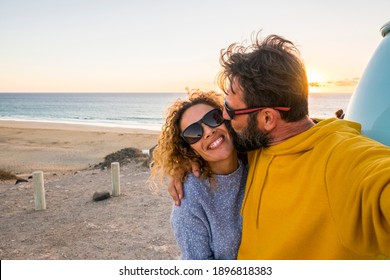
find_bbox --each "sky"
[1,0,389,94]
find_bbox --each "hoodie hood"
[263,118,362,157]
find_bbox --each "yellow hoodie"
[238,118,390,259]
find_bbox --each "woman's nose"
[202,123,215,139]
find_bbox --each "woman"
[151,90,247,260]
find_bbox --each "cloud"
[309,82,322,87]
[309,77,360,88]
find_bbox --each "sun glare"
[307,69,323,84]
[307,69,325,93]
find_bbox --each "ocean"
[0,92,352,131]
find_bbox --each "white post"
[111,162,120,196]
[33,171,46,210]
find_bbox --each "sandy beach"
[0,120,180,259]
[0,120,160,174]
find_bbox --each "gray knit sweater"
[171,161,247,260]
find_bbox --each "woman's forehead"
[180,104,214,127]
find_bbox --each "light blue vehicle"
[345,21,390,146]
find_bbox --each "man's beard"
[226,115,272,153]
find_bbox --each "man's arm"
[167,163,201,206]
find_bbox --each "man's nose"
[222,107,232,120]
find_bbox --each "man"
[170,33,390,259]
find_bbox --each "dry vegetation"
[0,169,19,181]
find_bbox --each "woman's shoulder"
[172,174,210,215]
[183,174,210,195]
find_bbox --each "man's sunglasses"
[224,101,291,120]
[181,108,225,145]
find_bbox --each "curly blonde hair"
[150,90,225,186]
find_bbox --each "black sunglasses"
[224,101,291,119]
[181,108,225,145]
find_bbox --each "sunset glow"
[307,69,324,93]
[0,1,388,94]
